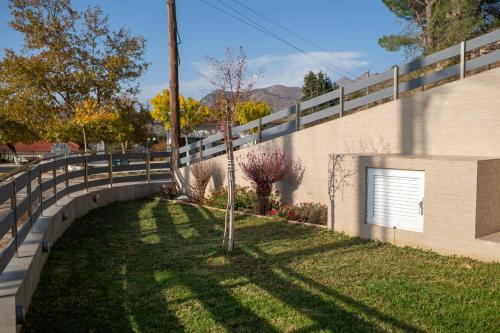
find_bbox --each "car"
[112,158,129,167]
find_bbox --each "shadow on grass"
[23,199,424,332]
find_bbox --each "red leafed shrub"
[239,150,292,214]
[279,203,328,225]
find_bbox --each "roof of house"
[13,141,80,153]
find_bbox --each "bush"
[205,186,281,214]
[156,185,179,200]
[238,150,292,214]
[190,160,216,203]
[279,203,328,225]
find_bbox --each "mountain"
[201,85,302,112]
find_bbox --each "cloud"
[139,50,369,101]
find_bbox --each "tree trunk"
[6,143,19,164]
[424,0,437,53]
[82,127,88,153]
[222,121,235,252]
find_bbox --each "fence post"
[64,155,69,196]
[52,161,57,204]
[11,178,18,253]
[84,154,89,192]
[257,118,262,143]
[146,150,151,183]
[27,168,33,227]
[339,86,344,117]
[393,65,399,100]
[199,139,204,160]
[460,41,466,79]
[108,152,113,188]
[295,103,301,131]
[38,166,43,216]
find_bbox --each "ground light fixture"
[16,304,24,324]
[42,240,50,253]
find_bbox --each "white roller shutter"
[366,168,424,232]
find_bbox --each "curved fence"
[0,150,172,273]
[178,29,500,166]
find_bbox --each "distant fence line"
[0,150,172,274]
[178,29,500,166]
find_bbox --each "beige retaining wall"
[178,67,500,261]
[0,181,169,333]
[179,68,500,205]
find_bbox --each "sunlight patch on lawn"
[229,280,315,331]
[205,255,231,267]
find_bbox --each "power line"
[198,0,357,79]
[229,0,367,76]
[214,0,356,79]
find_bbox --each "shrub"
[190,160,216,203]
[206,186,257,212]
[279,202,328,225]
[239,150,292,214]
[156,184,179,200]
[206,186,281,214]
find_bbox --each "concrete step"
[478,231,500,244]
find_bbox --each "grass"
[23,199,500,333]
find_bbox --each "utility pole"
[168,0,181,166]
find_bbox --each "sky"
[0,0,405,103]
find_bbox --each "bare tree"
[204,47,258,251]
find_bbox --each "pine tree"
[379,0,499,57]
[302,71,338,101]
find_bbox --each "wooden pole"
[168,0,181,167]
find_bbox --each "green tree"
[110,97,153,153]
[0,0,148,152]
[379,0,499,56]
[302,71,338,101]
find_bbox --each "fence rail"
[178,29,500,165]
[0,150,172,274]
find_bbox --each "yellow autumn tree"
[235,100,270,132]
[150,89,209,146]
[74,98,118,152]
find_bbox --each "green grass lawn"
[23,199,500,333]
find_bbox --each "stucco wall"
[179,68,500,206]
[329,154,500,262]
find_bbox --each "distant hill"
[200,74,370,112]
[201,85,302,112]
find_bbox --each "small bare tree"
[204,47,258,251]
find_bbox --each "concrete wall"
[179,68,500,206]
[0,181,168,333]
[329,154,500,262]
